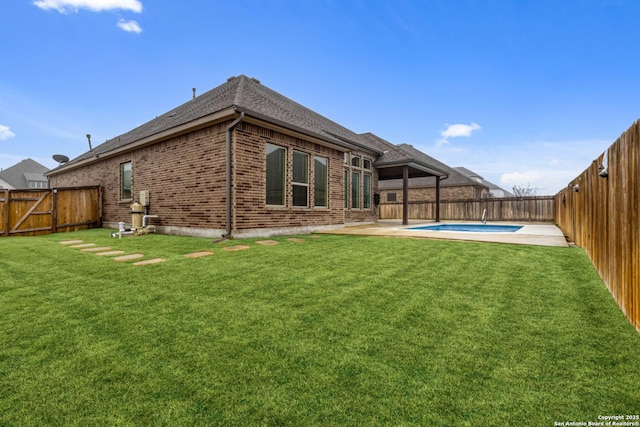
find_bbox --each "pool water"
[409,224,523,233]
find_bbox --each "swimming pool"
[409,223,523,233]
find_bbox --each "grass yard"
[1,229,639,426]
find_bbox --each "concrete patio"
[314,220,569,247]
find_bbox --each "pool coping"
[314,220,569,247]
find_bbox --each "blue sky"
[1,0,639,195]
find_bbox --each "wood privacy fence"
[555,119,640,333]
[0,186,102,237]
[379,196,555,222]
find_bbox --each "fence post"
[51,188,57,233]
[2,190,9,237]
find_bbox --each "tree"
[512,182,539,197]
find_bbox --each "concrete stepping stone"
[114,253,145,262]
[81,247,112,252]
[287,238,305,243]
[70,243,96,248]
[256,240,278,246]
[95,250,126,256]
[223,245,250,252]
[133,258,166,266]
[185,251,213,258]
[60,240,83,245]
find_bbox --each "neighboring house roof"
[47,75,446,179]
[378,144,488,190]
[453,167,514,197]
[0,158,49,189]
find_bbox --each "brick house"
[47,75,446,237]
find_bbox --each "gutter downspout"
[224,111,245,239]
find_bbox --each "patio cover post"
[402,165,409,225]
[435,175,441,222]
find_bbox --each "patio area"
[315,220,569,247]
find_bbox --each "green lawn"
[1,229,638,426]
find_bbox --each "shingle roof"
[52,75,372,172]
[360,134,448,177]
[377,144,488,190]
[0,158,49,189]
[48,75,446,177]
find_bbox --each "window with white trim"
[351,171,360,208]
[363,174,371,209]
[314,156,328,207]
[121,161,132,200]
[292,151,309,207]
[266,144,285,206]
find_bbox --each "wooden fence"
[555,119,640,334]
[379,196,556,222]
[0,186,102,237]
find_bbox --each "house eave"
[376,161,448,179]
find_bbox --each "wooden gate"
[0,186,102,237]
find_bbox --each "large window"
[266,144,285,205]
[351,171,360,208]
[121,162,132,200]
[363,174,371,209]
[314,156,328,207]
[344,169,349,208]
[292,151,309,207]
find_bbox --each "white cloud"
[33,0,142,14]
[436,122,481,146]
[0,125,16,141]
[424,137,611,196]
[117,18,142,33]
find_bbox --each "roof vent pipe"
[192,88,196,99]
[86,134,93,152]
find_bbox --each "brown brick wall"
[49,123,227,231]
[231,122,347,230]
[49,119,375,235]
[379,185,484,203]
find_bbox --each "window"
[351,171,360,208]
[314,156,328,207]
[121,162,132,200]
[266,144,285,205]
[344,169,349,208]
[292,151,309,207]
[387,193,397,202]
[363,174,371,209]
[351,156,361,167]
[363,158,371,170]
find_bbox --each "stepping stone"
[133,258,166,266]
[114,253,145,262]
[223,245,250,252]
[70,243,96,248]
[95,250,126,256]
[60,240,83,245]
[287,238,305,243]
[255,240,278,246]
[185,251,213,258]
[309,235,321,239]
[81,247,112,252]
